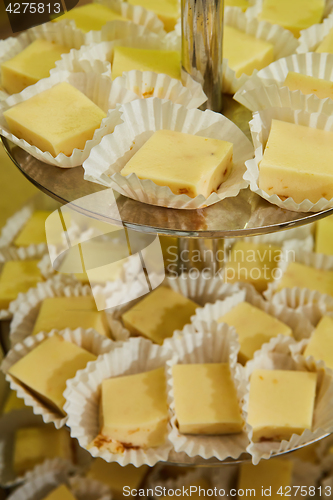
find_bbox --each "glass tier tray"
[2,96,333,238]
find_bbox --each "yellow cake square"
[127,0,179,32]
[224,241,281,293]
[87,459,149,499]
[277,261,333,297]
[43,485,76,500]
[14,210,52,246]
[284,72,333,101]
[247,369,317,442]
[172,363,243,434]
[4,82,106,157]
[224,26,274,78]
[304,316,333,369]
[121,130,233,199]
[1,39,70,95]
[259,119,333,204]
[316,27,333,53]
[218,302,292,364]
[54,3,126,32]
[8,334,97,415]
[13,425,72,476]
[112,47,181,80]
[0,260,43,309]
[95,367,169,450]
[121,285,198,344]
[315,215,333,255]
[238,459,293,500]
[32,296,110,337]
[258,0,325,37]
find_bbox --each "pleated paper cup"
[0,204,33,248]
[244,335,333,465]
[164,327,249,461]
[1,328,117,429]
[0,244,49,320]
[68,476,112,500]
[94,0,166,37]
[234,83,333,114]
[83,98,253,209]
[58,34,181,80]
[223,7,298,95]
[269,289,333,327]
[64,337,173,467]
[8,280,92,346]
[191,286,314,345]
[86,19,157,44]
[7,473,112,500]
[0,20,86,101]
[0,409,74,487]
[244,106,333,212]
[264,248,333,303]
[298,11,333,53]
[107,273,244,342]
[0,71,126,168]
[112,70,207,109]
[234,52,333,109]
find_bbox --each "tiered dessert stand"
[1,0,333,467]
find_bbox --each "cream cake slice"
[1,39,70,95]
[3,82,106,157]
[224,26,274,78]
[259,119,333,204]
[247,369,317,442]
[94,367,169,451]
[283,72,333,100]
[112,46,181,80]
[172,363,243,434]
[121,130,233,198]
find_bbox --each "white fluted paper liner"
[112,71,207,109]
[244,106,333,212]
[264,247,333,302]
[163,18,181,53]
[234,82,333,115]
[223,7,298,95]
[243,335,333,464]
[68,476,112,500]
[1,328,117,429]
[0,71,126,168]
[191,286,314,343]
[7,471,68,500]
[7,473,112,500]
[0,409,79,487]
[0,244,49,320]
[0,204,33,248]
[8,280,93,346]
[298,12,333,53]
[63,337,173,467]
[95,0,166,36]
[86,19,156,44]
[83,98,253,209]
[164,327,249,460]
[269,289,333,329]
[107,273,244,342]
[234,52,333,107]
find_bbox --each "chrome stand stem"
[181,0,224,112]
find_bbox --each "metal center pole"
[181,0,224,112]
